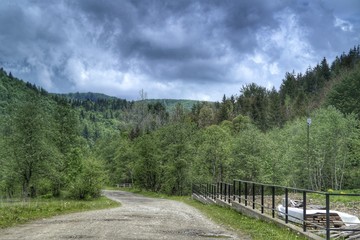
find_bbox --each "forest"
[0,45,360,199]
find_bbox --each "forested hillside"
[1,45,360,199]
[0,69,105,199]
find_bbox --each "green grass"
[0,196,120,229]
[116,188,306,240]
[182,199,306,240]
[327,189,360,203]
[304,189,360,205]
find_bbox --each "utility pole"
[307,118,311,189]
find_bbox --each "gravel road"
[0,190,248,240]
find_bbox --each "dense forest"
[1,45,360,199]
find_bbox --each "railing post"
[303,191,307,232]
[213,184,216,200]
[228,184,231,203]
[211,184,214,200]
[233,180,236,201]
[285,188,289,224]
[261,185,264,214]
[209,184,211,199]
[220,183,222,200]
[221,183,223,201]
[244,182,248,206]
[272,186,275,218]
[224,183,227,202]
[207,183,209,198]
[252,183,256,209]
[239,181,242,203]
[326,194,330,240]
[222,182,224,200]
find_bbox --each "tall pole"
[307,118,311,189]
[307,118,310,158]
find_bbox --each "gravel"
[0,190,248,240]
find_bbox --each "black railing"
[193,180,360,240]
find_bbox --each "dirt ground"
[0,190,248,240]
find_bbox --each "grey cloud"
[0,0,359,100]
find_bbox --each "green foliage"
[144,99,200,112]
[232,115,252,133]
[326,62,360,117]
[232,125,266,182]
[0,72,107,199]
[155,123,196,195]
[1,44,360,202]
[94,134,134,185]
[68,158,107,200]
[133,134,162,191]
[238,83,270,131]
[9,94,54,198]
[270,107,359,190]
[194,125,232,182]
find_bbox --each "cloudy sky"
[0,0,359,101]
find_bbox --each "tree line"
[94,45,360,194]
[1,45,360,199]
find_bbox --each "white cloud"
[252,8,317,88]
[38,67,54,90]
[269,62,280,75]
[334,17,354,32]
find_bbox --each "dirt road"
[0,190,247,239]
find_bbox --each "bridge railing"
[193,180,360,240]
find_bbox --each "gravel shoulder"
[0,190,248,240]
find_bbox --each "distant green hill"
[56,92,202,112]
[56,92,121,102]
[144,99,201,112]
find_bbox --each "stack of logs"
[306,212,344,229]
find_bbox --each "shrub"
[68,158,107,200]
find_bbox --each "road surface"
[0,190,248,239]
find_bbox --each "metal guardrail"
[193,180,360,240]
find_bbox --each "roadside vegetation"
[0,196,119,229]
[185,200,306,240]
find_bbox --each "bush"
[68,158,107,200]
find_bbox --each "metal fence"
[193,180,360,240]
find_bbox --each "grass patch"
[117,188,306,240]
[182,198,306,240]
[0,196,120,229]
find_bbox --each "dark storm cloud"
[287,1,359,56]
[0,0,359,100]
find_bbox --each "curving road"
[0,190,248,240]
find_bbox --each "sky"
[0,0,359,101]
